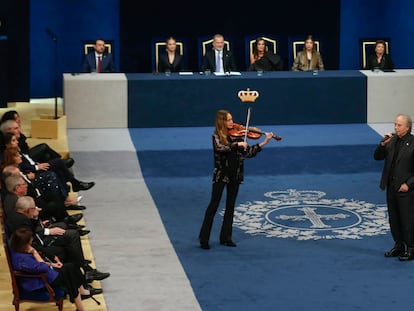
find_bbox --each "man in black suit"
[374,114,414,261]
[201,34,237,73]
[82,38,115,73]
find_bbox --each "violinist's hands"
[259,132,273,147]
[238,141,248,150]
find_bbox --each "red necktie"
[97,56,102,73]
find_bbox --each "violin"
[229,123,282,141]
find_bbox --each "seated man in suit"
[201,34,237,73]
[82,38,115,73]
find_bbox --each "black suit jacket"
[365,53,394,70]
[82,52,115,73]
[158,52,183,73]
[374,134,414,190]
[201,48,237,72]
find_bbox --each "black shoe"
[64,213,83,224]
[200,241,210,250]
[81,284,103,300]
[384,245,405,257]
[78,229,90,236]
[85,269,111,282]
[220,240,237,247]
[66,205,87,211]
[64,158,75,168]
[399,251,414,261]
[66,223,85,230]
[73,181,95,192]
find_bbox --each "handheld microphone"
[381,133,394,142]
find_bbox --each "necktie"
[216,51,222,72]
[97,56,102,73]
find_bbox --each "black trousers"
[51,262,83,303]
[199,180,240,243]
[386,182,414,249]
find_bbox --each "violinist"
[198,109,274,250]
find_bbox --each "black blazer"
[158,52,183,73]
[248,53,283,71]
[201,48,237,72]
[365,53,394,70]
[82,52,115,73]
[374,134,414,190]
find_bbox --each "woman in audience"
[291,34,324,71]
[157,36,184,73]
[0,110,71,165]
[365,39,394,70]
[248,37,283,71]
[0,120,94,192]
[9,227,92,311]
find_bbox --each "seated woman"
[291,35,324,71]
[9,227,95,311]
[364,39,394,71]
[157,36,184,73]
[0,124,94,192]
[248,37,283,71]
[0,110,73,166]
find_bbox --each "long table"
[126,71,367,127]
[63,70,414,129]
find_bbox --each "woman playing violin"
[198,109,274,250]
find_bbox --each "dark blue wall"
[29,0,119,98]
[5,0,413,99]
[339,0,414,69]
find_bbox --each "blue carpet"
[129,124,414,311]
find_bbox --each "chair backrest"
[2,237,65,311]
[245,35,279,69]
[360,38,391,69]
[151,38,184,73]
[198,35,232,70]
[83,41,113,55]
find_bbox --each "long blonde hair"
[214,109,230,145]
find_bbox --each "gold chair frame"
[249,37,277,55]
[202,39,230,55]
[293,40,320,60]
[154,41,184,72]
[83,43,112,55]
[361,40,390,69]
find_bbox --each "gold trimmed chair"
[292,40,320,60]
[153,40,184,73]
[360,39,390,69]
[83,42,112,55]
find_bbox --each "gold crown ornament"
[238,88,259,103]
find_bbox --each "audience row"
[0,110,108,310]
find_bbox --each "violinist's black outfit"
[199,133,262,247]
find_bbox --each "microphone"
[381,133,394,142]
[45,28,57,41]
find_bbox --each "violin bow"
[243,106,252,143]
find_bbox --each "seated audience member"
[291,35,324,71]
[6,195,110,284]
[364,39,394,70]
[0,121,95,192]
[9,227,93,311]
[2,173,85,234]
[0,110,73,165]
[248,37,283,71]
[157,36,184,73]
[201,34,237,73]
[82,38,115,73]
